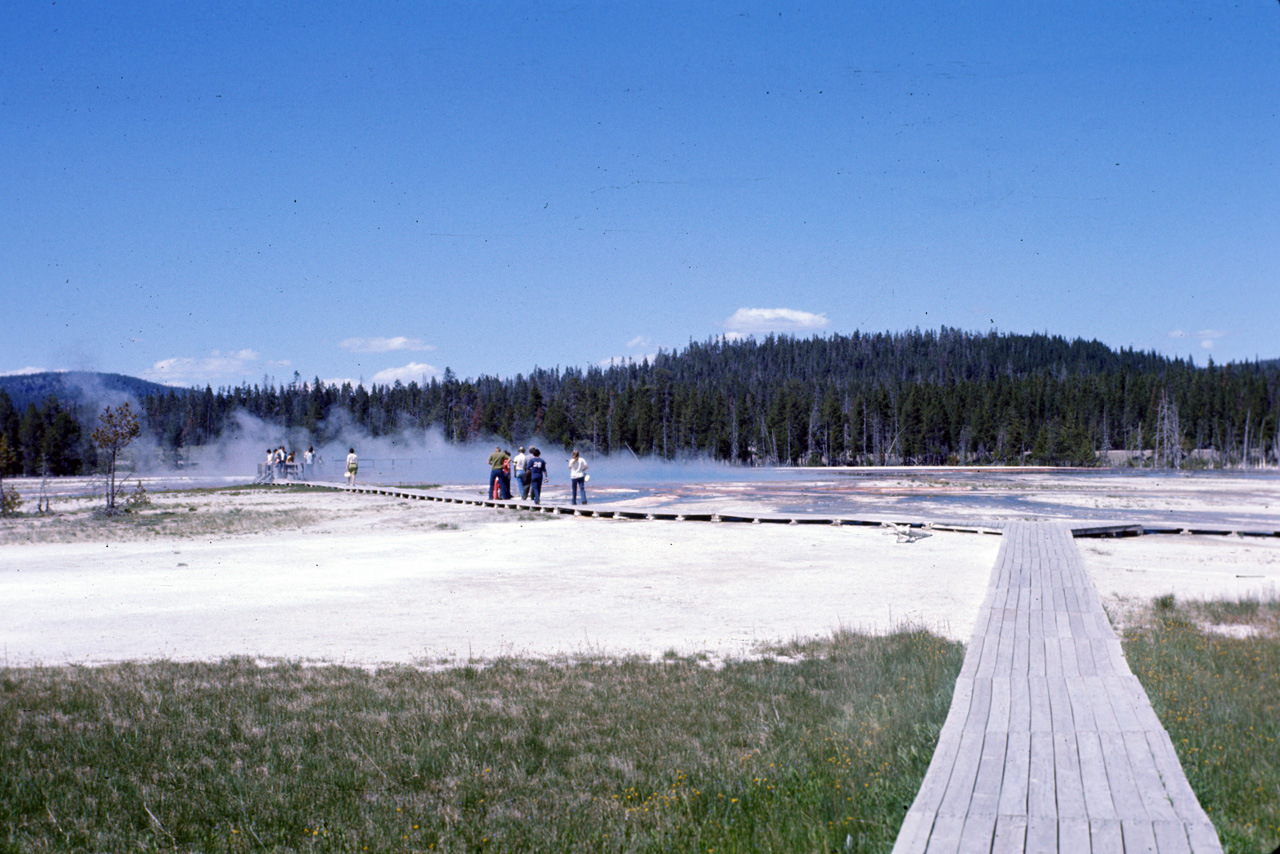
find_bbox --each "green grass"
[0,629,961,853]
[1123,596,1280,853]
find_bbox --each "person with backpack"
[526,448,549,504]
[487,446,507,499]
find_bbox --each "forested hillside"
[3,329,1278,475]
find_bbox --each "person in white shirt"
[345,448,358,486]
[512,446,529,499]
[568,449,589,505]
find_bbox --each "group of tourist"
[262,445,321,482]
[486,446,588,505]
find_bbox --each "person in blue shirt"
[526,448,549,504]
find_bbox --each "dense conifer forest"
[3,329,1279,476]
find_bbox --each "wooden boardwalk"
[893,522,1222,854]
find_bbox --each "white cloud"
[369,362,440,385]
[723,307,829,335]
[1194,329,1230,350]
[142,349,262,386]
[1,366,48,376]
[1168,329,1188,339]
[339,336,435,353]
[626,335,651,349]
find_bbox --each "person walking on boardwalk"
[568,449,589,505]
[345,447,358,486]
[512,446,530,499]
[527,448,549,504]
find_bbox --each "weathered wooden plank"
[1121,819,1159,854]
[990,815,1027,854]
[937,728,986,818]
[987,678,1012,734]
[968,731,1008,816]
[998,729,1031,816]
[1053,732,1088,819]
[1090,817,1125,853]
[964,677,994,734]
[1029,676,1053,733]
[1064,676,1100,733]
[1123,730,1179,821]
[1151,821,1192,854]
[1027,731,1057,817]
[1098,731,1148,820]
[1025,815,1058,852]
[923,813,966,854]
[1186,820,1224,854]
[892,809,935,854]
[1047,676,1076,733]
[1144,730,1211,822]
[955,812,997,854]
[1060,817,1091,854]
[1075,730,1118,820]
[1008,675,1031,733]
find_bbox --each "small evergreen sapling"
[92,403,141,512]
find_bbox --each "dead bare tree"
[1153,390,1183,469]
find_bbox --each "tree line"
[3,329,1278,475]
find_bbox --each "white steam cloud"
[370,362,441,385]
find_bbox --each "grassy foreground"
[0,630,960,853]
[1123,595,1280,854]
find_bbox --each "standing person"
[274,446,286,480]
[568,449,589,505]
[499,451,513,500]
[527,448,549,504]
[345,447,358,486]
[263,448,275,482]
[487,446,506,499]
[303,445,315,473]
[511,446,529,499]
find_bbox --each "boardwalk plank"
[1121,820,1159,854]
[997,730,1031,817]
[1027,731,1057,817]
[1075,730,1118,820]
[990,815,1027,854]
[1151,821,1193,854]
[987,677,1012,734]
[955,813,997,854]
[1090,818,1125,853]
[969,731,1008,816]
[1053,732,1088,819]
[1060,818,1090,853]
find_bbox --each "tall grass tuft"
[0,630,960,852]
[1124,596,1280,853]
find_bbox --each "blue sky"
[3,2,1277,389]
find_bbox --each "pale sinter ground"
[1,473,1278,668]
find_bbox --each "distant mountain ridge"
[0,371,184,412]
